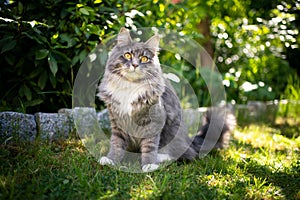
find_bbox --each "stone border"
[0,108,110,144]
[0,100,290,144]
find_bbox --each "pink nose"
[132,64,138,68]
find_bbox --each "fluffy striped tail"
[191,106,236,154]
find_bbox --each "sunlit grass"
[0,122,299,199]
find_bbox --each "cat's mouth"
[128,65,139,72]
[122,65,144,81]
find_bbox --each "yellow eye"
[140,56,148,63]
[124,52,132,60]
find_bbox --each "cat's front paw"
[142,164,159,172]
[99,156,115,166]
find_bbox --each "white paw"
[157,153,174,163]
[99,156,115,166]
[142,164,159,172]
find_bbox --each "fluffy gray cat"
[98,28,236,172]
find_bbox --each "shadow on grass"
[239,157,300,199]
[198,136,300,200]
[273,123,300,138]
[238,116,300,139]
[229,137,300,199]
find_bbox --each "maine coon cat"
[98,28,236,172]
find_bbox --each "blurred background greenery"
[0,0,299,117]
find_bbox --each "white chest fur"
[106,77,149,115]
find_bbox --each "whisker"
[144,71,162,85]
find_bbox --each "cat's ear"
[117,27,132,45]
[145,35,160,51]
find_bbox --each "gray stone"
[0,112,37,143]
[35,113,71,142]
[235,104,250,124]
[265,101,279,124]
[235,101,279,125]
[58,108,76,137]
[97,109,111,135]
[58,108,73,115]
[72,107,99,137]
[59,107,112,136]
[72,107,109,145]
[247,101,267,119]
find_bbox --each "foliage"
[210,0,300,103]
[0,124,299,199]
[0,0,299,112]
[0,0,119,113]
[278,74,300,119]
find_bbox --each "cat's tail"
[191,105,236,155]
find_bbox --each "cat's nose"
[132,63,138,68]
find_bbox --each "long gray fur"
[98,28,236,172]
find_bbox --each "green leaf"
[56,34,78,48]
[72,55,80,66]
[4,54,15,66]
[22,32,44,45]
[74,26,81,36]
[27,68,43,79]
[18,2,24,14]
[60,33,72,42]
[48,54,58,76]
[15,58,25,69]
[18,86,25,97]
[22,31,49,46]
[79,8,89,15]
[86,24,101,35]
[38,71,48,90]
[0,35,14,46]
[1,39,16,53]
[49,73,57,88]
[51,50,72,63]
[23,85,32,101]
[35,49,49,60]
[24,99,44,107]
[79,49,88,63]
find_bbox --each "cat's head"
[106,28,161,82]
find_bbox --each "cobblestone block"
[97,109,111,135]
[35,113,71,142]
[0,112,37,143]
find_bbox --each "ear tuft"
[145,35,160,51]
[117,27,132,45]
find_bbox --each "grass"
[0,121,299,200]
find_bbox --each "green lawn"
[0,120,299,200]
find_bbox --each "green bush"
[0,0,119,113]
[0,0,299,113]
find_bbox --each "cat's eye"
[140,56,149,63]
[124,52,132,60]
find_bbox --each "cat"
[97,27,236,172]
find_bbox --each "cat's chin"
[123,71,145,82]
